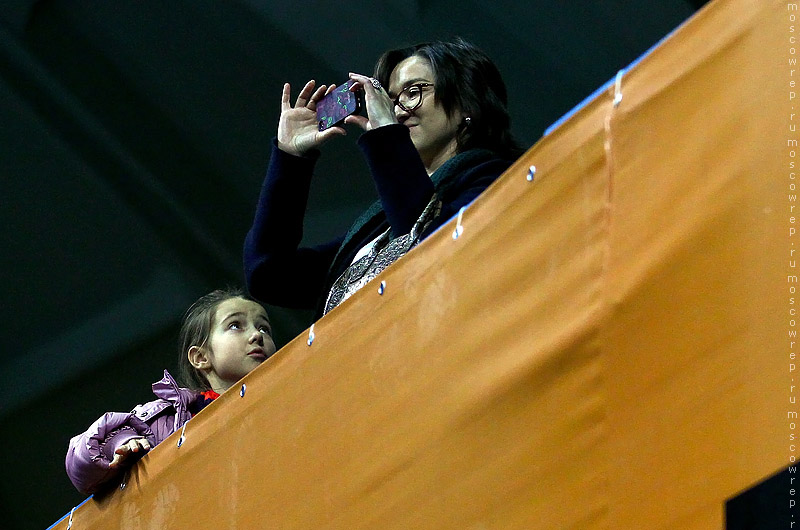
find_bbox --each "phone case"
[316,80,362,131]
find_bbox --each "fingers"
[291,80,333,111]
[318,125,348,140]
[349,72,382,94]
[307,83,329,111]
[344,114,370,131]
[280,83,291,112]
[109,452,123,469]
[349,72,397,129]
[295,80,317,108]
[348,72,367,92]
[113,438,150,457]
[109,437,151,469]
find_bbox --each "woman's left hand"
[344,72,398,131]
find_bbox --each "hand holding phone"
[344,72,398,131]
[316,80,363,131]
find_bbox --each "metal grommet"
[452,206,466,240]
[613,69,624,108]
[307,324,315,346]
[120,479,127,491]
[378,281,386,295]
[527,165,536,182]
[239,383,246,397]
[177,423,187,448]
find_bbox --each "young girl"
[65,288,276,495]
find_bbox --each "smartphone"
[316,80,363,131]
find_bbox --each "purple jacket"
[65,370,200,495]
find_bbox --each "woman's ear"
[188,346,211,371]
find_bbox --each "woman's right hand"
[277,80,346,157]
[108,436,151,469]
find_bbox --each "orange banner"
[51,0,787,527]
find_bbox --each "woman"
[244,38,522,319]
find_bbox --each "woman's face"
[388,55,461,172]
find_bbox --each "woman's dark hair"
[177,288,259,391]
[374,37,522,159]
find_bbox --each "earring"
[464,116,472,126]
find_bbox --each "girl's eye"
[228,321,241,330]
[259,325,272,335]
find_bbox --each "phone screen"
[316,80,361,131]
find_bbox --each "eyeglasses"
[392,83,434,112]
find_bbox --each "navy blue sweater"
[243,124,512,319]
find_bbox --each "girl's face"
[388,55,461,173]
[202,297,275,392]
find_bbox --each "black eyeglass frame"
[392,82,434,112]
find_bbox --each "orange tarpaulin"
[51,0,788,527]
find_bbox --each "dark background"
[0,1,707,528]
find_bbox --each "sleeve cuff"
[99,426,142,463]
